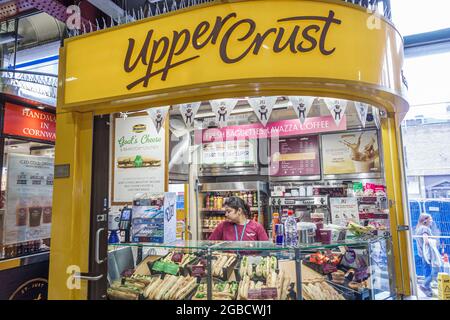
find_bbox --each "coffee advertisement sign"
[270,135,320,177]
[3,154,53,245]
[321,130,380,175]
[113,115,165,203]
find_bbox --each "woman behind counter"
[208,196,269,241]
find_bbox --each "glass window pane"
[401,49,450,299]
[391,0,450,36]
[403,51,450,106]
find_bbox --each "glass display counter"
[107,237,395,300]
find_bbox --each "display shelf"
[355,195,387,198]
[108,240,216,251]
[300,236,391,251]
[359,213,389,219]
[108,236,390,252]
[201,207,259,212]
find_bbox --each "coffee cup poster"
[321,131,380,175]
[4,154,54,245]
[113,114,165,203]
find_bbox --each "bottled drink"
[243,192,248,204]
[205,194,210,209]
[275,224,284,245]
[217,194,223,209]
[213,193,218,209]
[248,192,253,207]
[209,193,214,209]
[284,211,298,247]
[271,212,280,242]
[253,191,258,207]
[443,254,450,275]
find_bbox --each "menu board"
[330,197,360,226]
[201,139,257,166]
[321,130,380,176]
[113,115,165,203]
[270,135,320,177]
[3,154,54,245]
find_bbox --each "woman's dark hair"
[224,196,251,218]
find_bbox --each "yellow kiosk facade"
[49,0,411,300]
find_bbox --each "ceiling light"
[38,106,45,110]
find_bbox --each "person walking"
[415,213,442,297]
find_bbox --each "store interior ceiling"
[3,139,54,158]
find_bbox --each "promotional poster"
[113,115,165,203]
[4,154,53,245]
[321,131,380,176]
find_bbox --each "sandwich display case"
[106,236,395,300]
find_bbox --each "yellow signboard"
[438,272,450,300]
[61,0,406,108]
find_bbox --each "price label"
[354,267,369,281]
[152,261,164,272]
[247,289,262,300]
[261,287,278,299]
[164,262,180,275]
[191,265,206,278]
[322,263,338,274]
[172,253,183,263]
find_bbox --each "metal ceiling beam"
[87,0,134,23]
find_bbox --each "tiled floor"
[415,280,439,300]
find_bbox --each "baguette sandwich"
[117,156,161,168]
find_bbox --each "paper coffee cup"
[353,160,374,172]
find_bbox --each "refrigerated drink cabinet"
[197,182,269,239]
